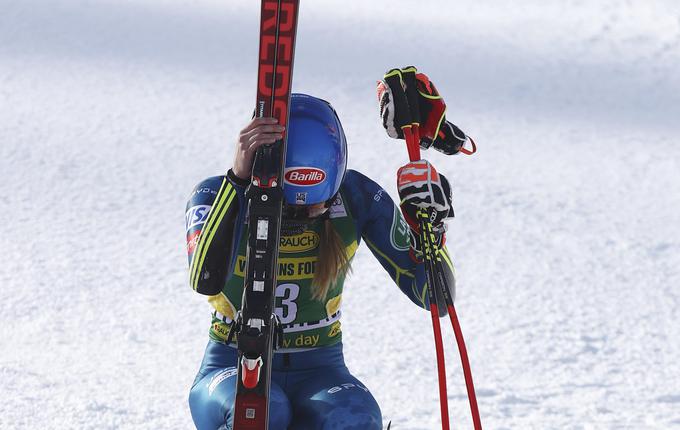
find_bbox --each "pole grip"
[402,67,422,161]
[384,68,421,161]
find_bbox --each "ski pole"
[447,299,482,430]
[401,67,483,430]
[385,67,450,430]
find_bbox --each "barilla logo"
[284,167,326,186]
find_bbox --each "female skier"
[186,89,468,429]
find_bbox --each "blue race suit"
[185,169,456,429]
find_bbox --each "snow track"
[2,1,679,428]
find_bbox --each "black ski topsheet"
[233,1,299,429]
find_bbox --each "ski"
[232,1,300,429]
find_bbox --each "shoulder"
[190,175,226,192]
[185,176,226,231]
[186,175,226,216]
[340,169,397,225]
[340,169,386,206]
[186,175,226,208]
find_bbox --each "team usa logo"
[185,205,211,231]
[284,167,326,186]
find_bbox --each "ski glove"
[397,160,454,259]
[377,67,475,155]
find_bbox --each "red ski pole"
[384,68,451,430]
[401,67,483,430]
[448,303,483,430]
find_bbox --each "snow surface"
[2,0,680,428]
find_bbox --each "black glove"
[377,67,474,155]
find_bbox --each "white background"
[2,0,679,428]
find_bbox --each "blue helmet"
[283,94,347,206]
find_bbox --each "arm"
[186,117,285,295]
[185,172,247,295]
[345,170,456,311]
[372,67,467,311]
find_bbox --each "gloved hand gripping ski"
[397,160,453,261]
[377,69,475,155]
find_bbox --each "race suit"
[185,168,455,429]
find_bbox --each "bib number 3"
[275,283,300,324]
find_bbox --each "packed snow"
[2,0,679,428]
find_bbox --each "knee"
[268,388,293,428]
[188,383,210,429]
[323,408,382,430]
[188,368,237,430]
[188,381,221,430]
[269,405,292,429]
[189,370,291,430]
[187,382,207,415]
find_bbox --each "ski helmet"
[283,94,347,206]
